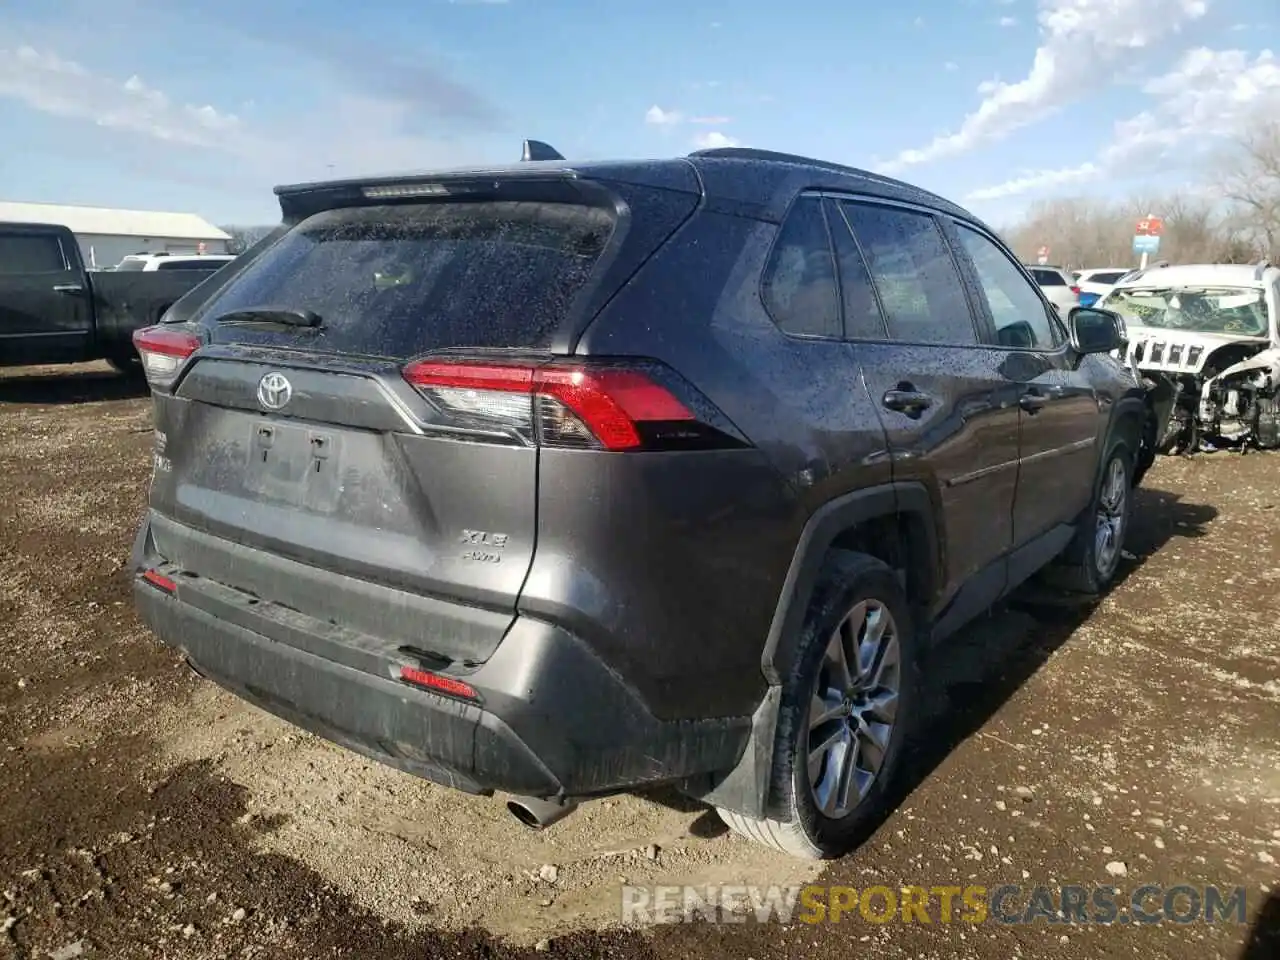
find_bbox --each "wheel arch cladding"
[693,484,939,820]
[761,483,939,686]
[1108,396,1146,470]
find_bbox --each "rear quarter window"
[197,200,616,357]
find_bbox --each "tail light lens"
[402,359,740,451]
[132,326,201,389]
[1070,285,1082,298]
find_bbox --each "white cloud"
[914,16,926,26]
[645,104,684,125]
[945,60,959,71]
[876,0,1208,173]
[0,45,241,147]
[693,131,741,149]
[964,47,1280,202]
[0,42,493,191]
[647,106,733,129]
[999,16,1018,26]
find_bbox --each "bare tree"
[999,183,1266,271]
[220,225,276,255]
[1217,122,1280,261]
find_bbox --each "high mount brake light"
[402,360,696,451]
[132,326,201,387]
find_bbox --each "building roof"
[0,200,230,241]
[1115,263,1277,289]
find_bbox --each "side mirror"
[1067,306,1124,355]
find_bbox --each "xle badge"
[460,529,509,564]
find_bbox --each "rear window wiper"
[212,307,323,329]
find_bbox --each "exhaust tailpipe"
[506,795,579,830]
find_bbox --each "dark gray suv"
[130,144,1164,859]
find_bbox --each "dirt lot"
[1,362,1277,960]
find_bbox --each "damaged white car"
[1099,263,1280,454]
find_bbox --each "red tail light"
[399,665,479,701]
[132,326,201,387]
[1070,285,1081,298]
[403,360,699,451]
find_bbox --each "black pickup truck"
[0,221,228,372]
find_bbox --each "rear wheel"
[717,552,920,859]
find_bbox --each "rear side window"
[1031,269,1067,286]
[761,196,841,339]
[198,201,616,356]
[838,202,976,346]
[116,259,148,271]
[827,202,889,340]
[158,260,223,271]
[0,233,67,275]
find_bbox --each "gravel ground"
[0,362,1277,960]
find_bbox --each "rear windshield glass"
[1088,271,1126,285]
[116,259,148,271]
[1031,269,1066,286]
[198,201,616,356]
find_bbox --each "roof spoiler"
[521,139,565,162]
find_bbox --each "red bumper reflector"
[399,665,478,701]
[142,569,177,593]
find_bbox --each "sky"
[1,0,1277,227]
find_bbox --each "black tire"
[1134,406,1159,487]
[1046,440,1134,595]
[108,353,143,377]
[717,551,921,859]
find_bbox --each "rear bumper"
[132,518,751,799]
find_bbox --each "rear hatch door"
[146,169,700,666]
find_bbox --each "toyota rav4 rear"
[130,158,790,826]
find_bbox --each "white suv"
[1026,264,1080,315]
[114,253,236,272]
[1072,267,1130,308]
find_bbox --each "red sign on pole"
[1036,245,1050,265]
[1136,215,1164,237]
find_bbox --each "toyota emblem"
[257,372,293,411]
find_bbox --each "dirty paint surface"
[1,362,1277,959]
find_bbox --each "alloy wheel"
[806,600,900,819]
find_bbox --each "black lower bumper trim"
[133,569,752,799]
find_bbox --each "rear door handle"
[882,389,934,415]
[52,283,85,295]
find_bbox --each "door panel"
[831,198,1021,604]
[855,341,1022,598]
[948,222,1101,543]
[1009,356,1101,539]
[0,230,92,365]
